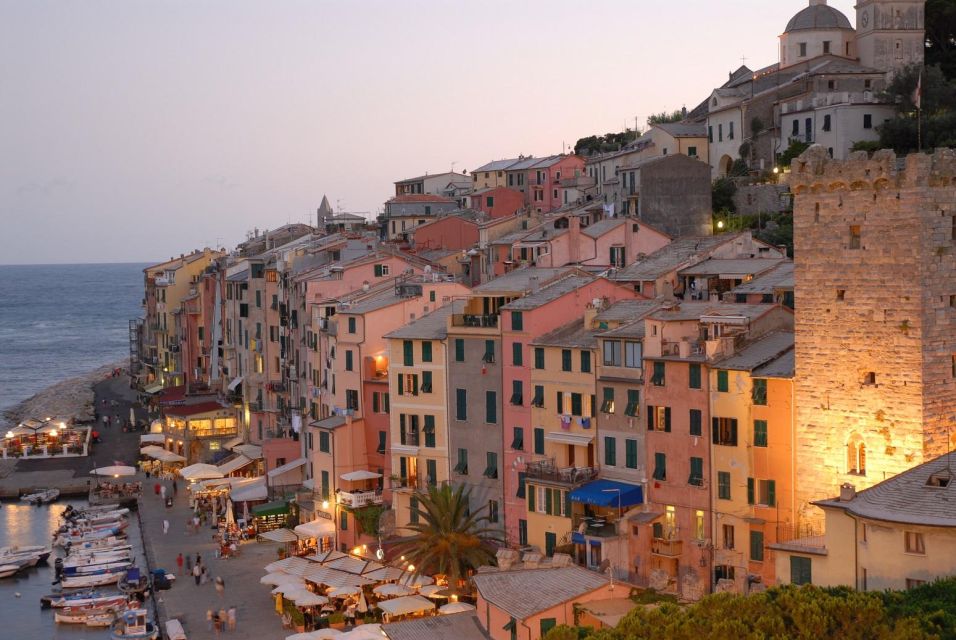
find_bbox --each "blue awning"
[568,479,643,508]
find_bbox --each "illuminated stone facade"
[792,146,956,520]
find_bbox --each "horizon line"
[0,261,156,267]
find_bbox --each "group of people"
[91,481,142,499]
[208,606,237,634]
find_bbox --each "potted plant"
[327,612,346,630]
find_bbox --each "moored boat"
[20,488,60,504]
[63,549,132,567]
[110,608,159,640]
[60,568,126,588]
[118,567,150,596]
[0,563,20,578]
[45,590,128,609]
[55,605,118,626]
[62,560,133,576]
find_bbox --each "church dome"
[784,1,852,33]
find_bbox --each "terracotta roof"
[387,194,455,204]
[472,566,609,621]
[383,612,490,640]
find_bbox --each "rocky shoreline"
[0,360,127,429]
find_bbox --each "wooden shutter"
[664,407,672,432]
[747,477,755,505]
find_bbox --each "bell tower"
[855,1,925,78]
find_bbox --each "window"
[511,427,524,451]
[603,340,622,366]
[723,524,735,549]
[790,556,812,585]
[625,439,638,469]
[751,378,768,405]
[603,436,618,466]
[799,42,807,57]
[717,370,729,392]
[624,389,640,417]
[718,123,723,142]
[485,196,494,208]
[426,459,437,486]
[482,452,497,479]
[377,430,386,454]
[712,417,738,446]
[561,349,572,372]
[345,350,354,371]
[510,380,523,406]
[455,338,465,362]
[321,470,330,500]
[454,448,468,475]
[512,342,523,366]
[689,456,703,486]
[531,385,544,408]
[823,114,831,132]
[409,496,419,524]
[540,619,557,637]
[421,341,432,363]
[533,427,545,455]
[429,290,435,302]
[650,361,665,386]
[754,420,768,447]
[488,500,499,523]
[689,409,702,436]
[688,363,701,389]
[511,311,524,331]
[518,519,528,546]
[421,370,433,393]
[849,225,862,249]
[729,121,734,140]
[456,389,467,421]
[647,405,671,432]
[348,317,356,334]
[748,478,776,506]
[688,146,697,158]
[485,391,497,423]
[340,510,348,531]
[423,415,436,447]
[483,340,495,364]
[792,119,799,137]
[718,471,731,499]
[624,341,642,368]
[609,246,626,267]
[863,113,873,129]
[534,347,545,369]
[600,387,615,414]
[580,350,591,373]
[373,264,390,277]
[652,452,666,481]
[847,434,866,475]
[750,530,765,562]
[319,430,330,453]
[346,389,359,411]
[906,578,927,589]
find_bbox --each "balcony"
[524,458,598,486]
[399,432,420,447]
[451,313,499,329]
[651,538,683,557]
[573,515,620,539]
[770,523,826,553]
[339,489,384,508]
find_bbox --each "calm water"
[0,263,146,412]
[0,499,145,639]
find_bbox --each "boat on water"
[62,560,133,576]
[59,518,129,535]
[54,605,118,626]
[60,567,127,588]
[0,563,21,578]
[20,488,60,504]
[66,536,129,552]
[110,608,159,640]
[55,526,127,547]
[62,503,121,519]
[44,590,128,609]
[0,545,52,566]
[69,509,130,526]
[63,549,132,567]
[118,568,150,596]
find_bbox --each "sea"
[0,263,147,413]
[0,499,147,639]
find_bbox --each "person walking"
[227,606,236,631]
[176,553,183,575]
[193,563,201,586]
[206,609,214,631]
[201,564,209,585]
[215,575,225,598]
[185,553,192,573]
[172,479,178,497]
[218,608,227,635]
[154,482,161,497]
[163,519,169,535]
[160,484,167,501]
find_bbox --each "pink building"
[409,214,479,252]
[472,186,525,218]
[504,155,585,213]
[500,271,642,547]
[532,213,672,270]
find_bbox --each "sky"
[0,0,858,265]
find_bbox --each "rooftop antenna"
[451,161,457,174]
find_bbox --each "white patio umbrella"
[290,590,329,607]
[372,583,413,598]
[398,573,435,587]
[91,465,137,477]
[338,623,383,640]
[356,592,368,614]
[326,585,362,598]
[261,572,299,586]
[439,601,476,615]
[286,630,342,640]
[271,580,306,594]
[418,584,446,599]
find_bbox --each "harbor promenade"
[139,483,284,639]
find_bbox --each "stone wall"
[791,146,956,519]
[639,154,712,237]
[733,183,792,216]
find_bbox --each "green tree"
[647,109,684,125]
[542,624,585,640]
[712,177,737,214]
[392,483,502,594]
[777,139,811,170]
[877,63,956,153]
[574,131,640,156]
[926,0,956,80]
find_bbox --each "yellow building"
[772,451,956,592]
[143,248,221,387]
[525,317,599,556]
[709,331,795,592]
[384,305,454,534]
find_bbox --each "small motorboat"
[45,590,127,609]
[66,536,129,553]
[55,526,127,547]
[0,563,21,578]
[55,605,118,626]
[63,549,132,567]
[1,545,52,566]
[60,568,126,588]
[62,504,120,520]
[21,489,60,504]
[118,568,150,596]
[110,608,159,640]
[62,560,133,576]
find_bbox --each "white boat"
[60,569,126,588]
[47,591,128,609]
[21,488,60,504]
[63,503,120,519]
[1,545,52,565]
[110,608,159,640]
[0,564,20,578]
[67,536,129,552]
[69,509,130,525]
[55,605,117,626]
[0,544,48,556]
[64,550,132,567]
[63,560,133,576]
[55,526,127,547]
[61,518,128,534]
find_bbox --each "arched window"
[847,434,866,475]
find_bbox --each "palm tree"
[394,483,503,594]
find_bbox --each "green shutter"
[372,392,380,413]
[517,472,526,499]
[689,363,701,389]
[512,342,523,366]
[486,391,497,423]
[321,470,329,500]
[456,389,467,421]
[403,340,413,366]
[455,339,464,361]
[528,483,536,511]
[409,496,419,524]
[422,370,432,393]
[377,430,386,454]
[512,311,523,331]
[426,459,437,486]
[747,477,755,505]
[717,370,729,392]
[750,530,765,562]
[580,350,591,373]
[647,406,655,430]
[625,439,638,469]
[374,264,383,277]
[545,487,553,515]
[768,480,776,507]
[398,374,404,396]
[561,350,572,371]
[534,428,545,455]
[534,347,545,369]
[754,420,768,447]
[664,407,671,432]
[689,409,702,436]
[556,391,563,413]
[564,490,572,517]
[604,436,616,466]
[571,393,582,416]
[422,341,432,362]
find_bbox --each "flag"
[912,71,922,110]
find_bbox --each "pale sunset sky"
[0,0,858,265]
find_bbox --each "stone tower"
[855,0,925,79]
[791,146,956,520]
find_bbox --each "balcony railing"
[399,432,420,447]
[773,523,826,550]
[165,427,238,440]
[651,538,683,557]
[574,515,620,538]
[451,313,499,329]
[524,458,598,486]
[339,489,384,508]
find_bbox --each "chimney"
[839,483,856,501]
[529,275,539,294]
